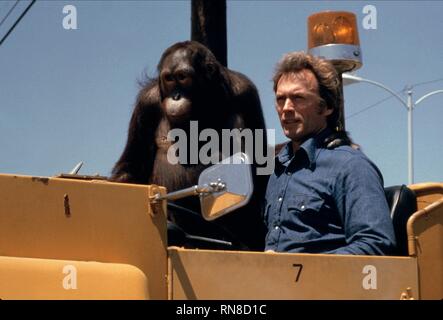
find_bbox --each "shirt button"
[286,171,292,175]
[300,205,306,211]
[274,225,280,230]
[278,197,283,202]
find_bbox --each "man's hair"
[273,51,342,131]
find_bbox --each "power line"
[411,77,443,88]
[0,0,36,47]
[0,0,19,28]
[346,92,403,120]
[346,77,443,120]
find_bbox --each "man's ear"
[323,106,334,116]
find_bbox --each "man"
[265,52,396,255]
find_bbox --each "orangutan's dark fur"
[111,41,268,251]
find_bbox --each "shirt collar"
[276,127,333,168]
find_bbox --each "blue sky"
[0,0,442,187]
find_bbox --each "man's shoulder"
[319,145,383,180]
[320,145,369,163]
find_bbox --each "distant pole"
[406,87,414,185]
[191,0,227,67]
[343,73,443,185]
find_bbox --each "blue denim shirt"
[265,129,396,255]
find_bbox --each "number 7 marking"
[292,264,303,282]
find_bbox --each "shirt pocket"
[287,195,325,215]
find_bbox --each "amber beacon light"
[308,11,362,73]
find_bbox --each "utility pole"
[406,87,414,185]
[191,0,227,67]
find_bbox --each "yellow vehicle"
[1,3,440,302]
[0,153,441,300]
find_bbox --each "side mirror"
[153,153,254,221]
[199,153,253,221]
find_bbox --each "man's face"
[275,70,332,144]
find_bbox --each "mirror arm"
[153,181,226,202]
[154,185,200,202]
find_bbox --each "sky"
[0,0,442,187]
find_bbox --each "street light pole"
[406,88,413,185]
[342,73,443,185]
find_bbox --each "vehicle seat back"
[385,185,417,256]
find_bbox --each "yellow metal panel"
[407,182,443,299]
[409,182,443,210]
[169,248,419,300]
[0,174,167,299]
[0,256,149,300]
[407,197,443,299]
